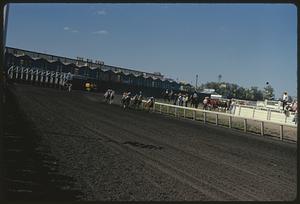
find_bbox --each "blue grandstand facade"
[4,47,193,96]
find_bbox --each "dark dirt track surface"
[2,84,297,201]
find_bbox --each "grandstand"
[4,47,193,96]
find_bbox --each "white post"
[183,109,186,118]
[15,66,19,79]
[244,119,247,132]
[267,109,271,120]
[229,116,232,128]
[35,70,39,82]
[216,114,218,125]
[260,122,264,136]
[238,105,241,116]
[50,72,54,84]
[45,71,49,83]
[20,67,24,80]
[40,71,44,83]
[30,69,34,81]
[9,66,14,79]
[279,125,283,140]
[252,107,255,118]
[25,68,29,81]
[55,72,59,85]
[203,112,206,123]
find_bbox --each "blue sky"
[6,3,297,98]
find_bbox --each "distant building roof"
[5,46,177,83]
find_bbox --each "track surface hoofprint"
[4,84,297,201]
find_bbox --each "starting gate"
[7,65,72,87]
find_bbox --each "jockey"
[146,97,154,106]
[203,97,209,110]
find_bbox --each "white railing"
[235,104,295,124]
[7,65,72,86]
[142,100,297,141]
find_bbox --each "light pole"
[98,61,104,92]
[195,74,198,91]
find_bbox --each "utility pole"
[195,74,198,90]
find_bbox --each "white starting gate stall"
[7,65,72,87]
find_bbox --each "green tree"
[250,86,263,101]
[263,85,275,100]
[236,87,246,99]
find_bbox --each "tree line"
[197,82,275,101]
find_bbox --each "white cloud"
[92,30,108,35]
[96,10,107,15]
[64,26,79,33]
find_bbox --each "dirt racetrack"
[2,84,297,201]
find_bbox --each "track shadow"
[123,141,163,150]
[2,88,83,201]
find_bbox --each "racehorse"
[283,104,293,117]
[104,89,114,104]
[144,97,155,111]
[121,92,132,109]
[162,90,172,102]
[205,99,228,112]
[131,94,142,109]
[190,93,199,108]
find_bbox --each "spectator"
[282,92,288,110]
[173,93,178,105]
[192,91,199,108]
[203,97,209,110]
[227,99,232,111]
[230,100,236,114]
[184,94,189,107]
[178,93,184,106]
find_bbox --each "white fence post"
[40,71,44,83]
[244,119,247,132]
[20,67,24,80]
[252,107,255,118]
[260,122,264,136]
[25,68,29,81]
[279,125,283,140]
[15,66,19,79]
[238,105,241,116]
[30,69,34,81]
[148,102,296,142]
[35,70,39,82]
